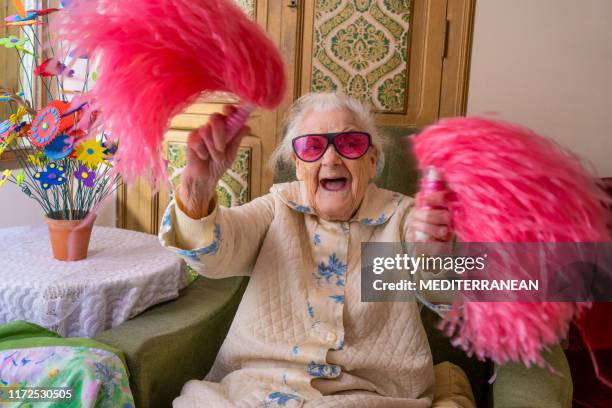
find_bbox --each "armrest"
[492,344,573,408]
[94,276,248,408]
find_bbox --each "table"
[0,226,186,337]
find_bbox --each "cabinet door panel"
[296,0,448,127]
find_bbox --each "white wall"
[467,0,612,176]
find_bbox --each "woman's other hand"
[411,191,452,242]
[177,105,250,219]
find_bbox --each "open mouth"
[320,177,348,191]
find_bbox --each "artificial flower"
[0,36,25,47]
[28,8,59,17]
[44,135,74,161]
[28,106,60,147]
[75,164,96,187]
[51,99,80,131]
[0,91,24,103]
[11,0,26,17]
[0,120,13,142]
[13,121,30,137]
[15,169,24,187]
[4,21,41,28]
[27,152,46,166]
[0,169,12,189]
[0,134,15,158]
[34,163,66,190]
[34,58,75,78]
[102,140,118,156]
[13,122,30,137]
[28,100,75,147]
[76,138,106,169]
[4,11,37,23]
[0,36,30,53]
[9,106,27,124]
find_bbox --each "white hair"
[270,92,386,174]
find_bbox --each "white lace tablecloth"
[0,226,186,337]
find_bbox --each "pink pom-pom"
[413,117,610,367]
[52,0,286,185]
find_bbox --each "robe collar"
[271,181,403,226]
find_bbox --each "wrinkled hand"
[410,191,452,242]
[177,105,250,219]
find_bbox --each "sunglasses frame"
[292,131,373,162]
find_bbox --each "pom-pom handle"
[226,103,255,142]
[415,166,449,241]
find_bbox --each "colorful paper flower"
[11,0,26,18]
[0,120,14,142]
[27,152,46,166]
[29,8,59,17]
[49,99,75,131]
[9,106,27,124]
[102,140,118,156]
[0,91,24,103]
[4,11,37,23]
[34,163,66,190]
[0,169,11,189]
[75,164,96,187]
[28,100,75,147]
[0,36,30,53]
[4,20,41,28]
[0,134,15,157]
[44,135,74,161]
[34,58,74,78]
[13,122,30,137]
[28,106,60,147]
[15,169,24,186]
[76,138,106,169]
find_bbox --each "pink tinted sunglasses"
[292,131,372,162]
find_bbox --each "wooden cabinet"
[117,0,474,234]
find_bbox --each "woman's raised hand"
[177,105,250,219]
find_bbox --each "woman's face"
[293,108,378,221]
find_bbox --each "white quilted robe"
[159,181,470,408]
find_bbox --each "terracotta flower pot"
[46,211,97,261]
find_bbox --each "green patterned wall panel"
[311,0,411,113]
[166,143,251,208]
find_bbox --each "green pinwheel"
[0,36,31,54]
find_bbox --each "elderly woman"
[159,92,475,407]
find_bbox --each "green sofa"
[95,129,572,407]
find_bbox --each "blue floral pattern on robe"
[329,295,344,304]
[307,362,340,378]
[313,253,346,287]
[288,200,310,214]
